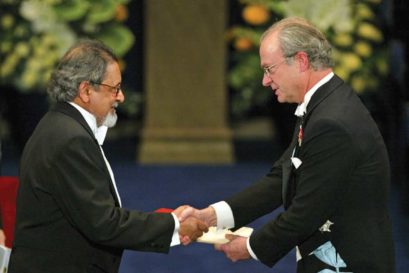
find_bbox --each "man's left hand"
[214,234,250,262]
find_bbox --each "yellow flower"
[42,34,55,47]
[1,53,20,78]
[234,37,253,51]
[21,70,37,90]
[356,3,374,20]
[354,41,372,58]
[351,76,366,93]
[376,58,389,76]
[42,54,57,67]
[1,14,14,29]
[334,65,350,81]
[333,33,353,47]
[357,22,383,42]
[340,53,362,71]
[15,42,30,58]
[42,68,53,84]
[118,59,127,71]
[115,4,128,22]
[34,45,47,57]
[242,5,270,26]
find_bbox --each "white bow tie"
[294,103,306,117]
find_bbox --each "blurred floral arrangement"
[0,0,135,94]
[228,0,388,119]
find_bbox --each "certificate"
[197,226,253,244]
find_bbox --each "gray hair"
[47,39,118,102]
[261,17,334,70]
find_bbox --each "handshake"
[172,205,217,245]
[170,205,252,262]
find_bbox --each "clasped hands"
[174,205,251,262]
[173,205,208,244]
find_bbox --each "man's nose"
[116,89,125,103]
[262,73,272,87]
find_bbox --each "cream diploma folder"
[197,226,253,244]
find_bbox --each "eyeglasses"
[263,59,287,77]
[90,81,122,96]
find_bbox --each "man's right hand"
[179,217,208,244]
[178,206,217,227]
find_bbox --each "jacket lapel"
[305,75,344,121]
[282,75,344,209]
[51,102,121,207]
[282,119,301,208]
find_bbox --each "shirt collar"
[294,72,334,117]
[68,102,108,145]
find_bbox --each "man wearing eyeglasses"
[180,17,395,273]
[8,39,208,273]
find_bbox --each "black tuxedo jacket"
[226,75,395,272]
[9,102,175,273]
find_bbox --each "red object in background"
[154,208,174,213]
[0,176,19,248]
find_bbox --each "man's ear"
[78,81,91,103]
[295,51,310,72]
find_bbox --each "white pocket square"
[291,157,302,169]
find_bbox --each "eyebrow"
[106,81,121,86]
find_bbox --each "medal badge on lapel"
[298,124,303,146]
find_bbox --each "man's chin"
[276,96,286,103]
[102,112,118,128]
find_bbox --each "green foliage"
[94,23,134,57]
[0,0,135,93]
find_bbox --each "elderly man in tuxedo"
[8,39,207,273]
[181,17,396,273]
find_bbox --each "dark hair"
[47,39,118,102]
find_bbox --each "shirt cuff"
[246,237,259,260]
[210,201,234,229]
[170,213,180,246]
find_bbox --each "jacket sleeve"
[226,144,294,228]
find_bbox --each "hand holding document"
[176,205,253,245]
[197,226,253,244]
